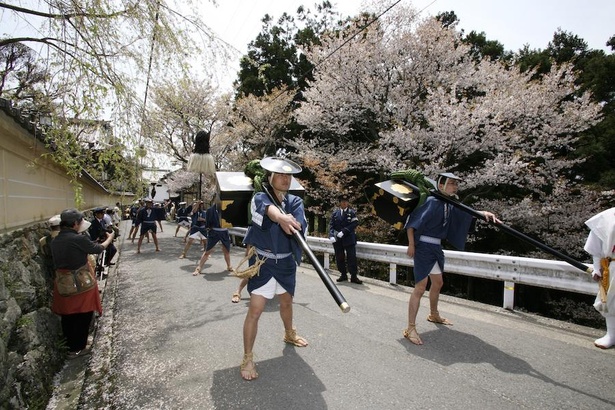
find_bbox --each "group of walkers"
[41,155,614,382]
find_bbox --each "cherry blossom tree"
[294,3,603,256]
[143,77,232,168]
[217,87,297,170]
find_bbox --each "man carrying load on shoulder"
[403,172,500,346]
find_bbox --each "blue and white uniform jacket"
[404,196,473,282]
[244,192,307,296]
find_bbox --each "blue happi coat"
[405,196,474,282]
[244,192,307,296]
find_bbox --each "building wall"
[0,99,130,407]
[0,108,125,233]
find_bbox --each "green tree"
[234,2,339,98]
[1,0,227,202]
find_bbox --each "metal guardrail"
[228,227,596,310]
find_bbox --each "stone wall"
[0,223,65,409]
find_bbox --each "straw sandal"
[403,324,423,345]
[192,267,201,276]
[240,352,258,381]
[427,311,453,325]
[284,328,308,347]
[231,292,241,303]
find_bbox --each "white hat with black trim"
[260,156,302,174]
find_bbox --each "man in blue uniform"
[329,194,362,284]
[136,199,160,253]
[192,197,233,275]
[179,201,207,258]
[239,156,308,381]
[174,201,191,237]
[403,172,499,345]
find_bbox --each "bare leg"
[193,249,211,275]
[222,246,233,270]
[405,276,427,345]
[280,292,308,346]
[428,273,444,314]
[426,274,452,325]
[152,234,160,251]
[180,239,193,258]
[232,278,249,302]
[136,235,144,253]
[241,293,266,380]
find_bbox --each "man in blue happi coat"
[192,197,233,275]
[403,172,500,345]
[239,156,308,381]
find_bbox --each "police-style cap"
[93,206,106,213]
[338,194,350,202]
[260,156,302,174]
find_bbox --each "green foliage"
[234,2,341,98]
[17,315,34,328]
[544,297,605,328]
[462,30,509,62]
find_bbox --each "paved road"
[51,220,615,409]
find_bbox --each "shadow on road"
[211,345,327,409]
[400,327,615,408]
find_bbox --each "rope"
[233,246,267,279]
[389,169,435,207]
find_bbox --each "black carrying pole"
[396,179,592,274]
[262,183,351,313]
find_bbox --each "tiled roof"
[0,97,109,193]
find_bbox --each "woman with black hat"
[51,208,114,358]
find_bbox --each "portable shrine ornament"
[187,130,215,175]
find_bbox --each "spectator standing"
[39,214,61,277]
[90,207,117,266]
[51,209,113,358]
